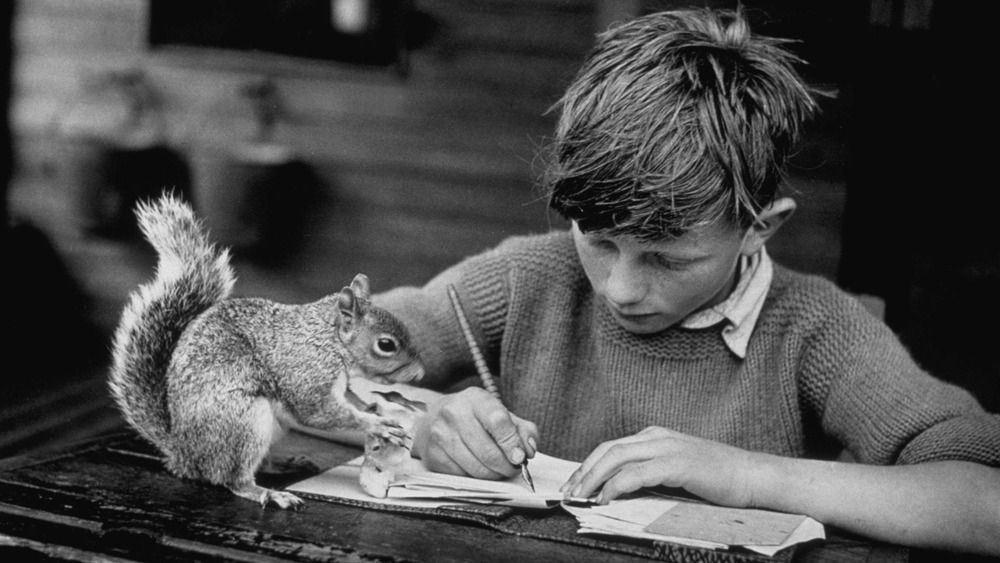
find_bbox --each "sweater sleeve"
[797,284,999,467]
[372,241,512,390]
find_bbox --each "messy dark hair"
[545,8,819,240]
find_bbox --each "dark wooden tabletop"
[0,430,910,563]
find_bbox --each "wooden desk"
[0,431,908,563]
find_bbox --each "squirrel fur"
[108,194,425,509]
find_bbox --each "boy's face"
[572,220,749,334]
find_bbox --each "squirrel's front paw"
[367,417,410,448]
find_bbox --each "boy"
[373,8,1000,555]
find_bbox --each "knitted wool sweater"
[375,230,1000,465]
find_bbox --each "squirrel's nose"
[394,363,424,382]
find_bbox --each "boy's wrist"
[743,450,792,510]
[745,453,841,518]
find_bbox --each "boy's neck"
[700,258,743,313]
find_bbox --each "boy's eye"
[590,238,616,251]
[652,254,689,270]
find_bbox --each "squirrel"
[108,194,425,509]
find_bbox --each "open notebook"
[288,450,575,509]
[287,451,824,556]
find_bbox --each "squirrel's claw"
[232,482,304,510]
[263,490,305,510]
[367,416,411,448]
[381,429,411,448]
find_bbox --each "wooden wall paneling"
[330,168,550,228]
[12,0,146,54]
[417,0,596,56]
[9,0,596,337]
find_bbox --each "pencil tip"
[522,463,536,492]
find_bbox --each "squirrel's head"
[338,273,425,383]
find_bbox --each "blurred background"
[3,0,996,458]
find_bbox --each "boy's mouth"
[611,309,659,327]
[615,309,656,319]
[608,305,659,322]
[606,304,676,334]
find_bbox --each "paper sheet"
[287,456,457,509]
[288,452,577,509]
[561,498,729,550]
[563,496,824,556]
[646,502,805,546]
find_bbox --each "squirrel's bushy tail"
[108,194,235,448]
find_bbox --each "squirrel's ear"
[338,287,358,339]
[350,274,371,301]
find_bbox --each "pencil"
[446,284,535,492]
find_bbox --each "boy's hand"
[561,426,763,506]
[411,387,538,479]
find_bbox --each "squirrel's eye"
[374,337,399,356]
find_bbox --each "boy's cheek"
[575,251,610,292]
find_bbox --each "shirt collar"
[680,247,773,358]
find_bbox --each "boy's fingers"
[476,400,528,466]
[460,412,522,478]
[423,405,510,479]
[564,438,660,498]
[562,441,613,493]
[511,414,539,458]
[564,433,641,490]
[428,439,507,480]
[416,391,512,478]
[423,442,466,476]
[573,443,645,498]
[596,460,668,503]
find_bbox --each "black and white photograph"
[2,1,997,561]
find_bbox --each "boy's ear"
[740,197,796,256]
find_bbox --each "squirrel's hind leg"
[213,397,306,509]
[169,390,293,507]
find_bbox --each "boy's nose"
[603,258,646,306]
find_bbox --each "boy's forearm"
[750,455,1000,555]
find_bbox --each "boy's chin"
[620,323,672,336]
